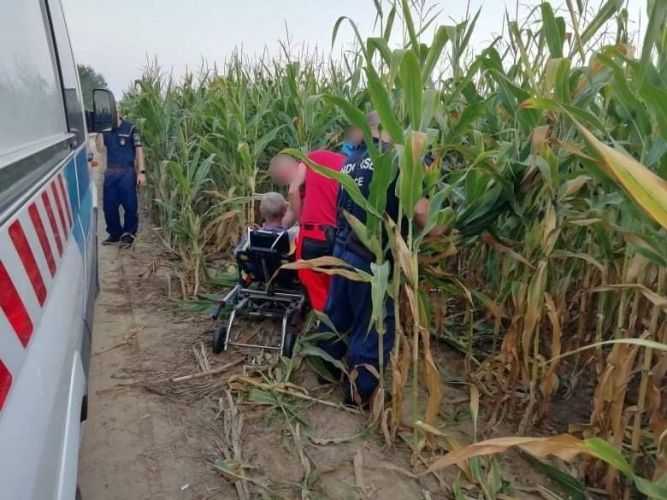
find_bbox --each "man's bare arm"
[135,146,145,173]
[282,206,298,228]
[415,198,446,236]
[282,162,307,227]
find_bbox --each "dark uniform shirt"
[335,140,399,248]
[103,119,141,168]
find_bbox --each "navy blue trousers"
[103,168,138,238]
[318,243,395,403]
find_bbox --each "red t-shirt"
[300,150,344,227]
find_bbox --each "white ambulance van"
[1,1,116,498]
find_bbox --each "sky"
[61,0,647,96]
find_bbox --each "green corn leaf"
[369,261,390,334]
[639,81,667,138]
[634,475,667,500]
[252,124,284,158]
[332,16,368,59]
[572,120,667,229]
[299,344,349,374]
[383,4,397,42]
[446,101,486,143]
[343,211,381,257]
[595,53,644,115]
[368,37,393,66]
[583,438,633,476]
[580,0,623,46]
[540,3,564,58]
[372,0,382,18]
[421,89,438,130]
[401,0,419,50]
[398,131,427,218]
[422,26,450,83]
[522,454,587,500]
[555,57,572,102]
[521,97,608,134]
[399,50,423,130]
[313,310,340,337]
[459,9,481,60]
[365,65,404,144]
[368,151,397,235]
[389,48,406,84]
[641,0,667,75]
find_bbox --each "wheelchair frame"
[212,228,306,357]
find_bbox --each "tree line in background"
[77,64,107,109]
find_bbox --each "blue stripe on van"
[75,149,90,204]
[63,157,79,218]
[64,147,93,254]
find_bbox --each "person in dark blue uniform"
[96,115,146,247]
[319,112,433,408]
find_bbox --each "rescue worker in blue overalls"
[318,112,433,408]
[96,114,146,247]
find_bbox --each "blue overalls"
[319,143,397,404]
[103,120,140,239]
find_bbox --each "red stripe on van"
[0,360,12,411]
[51,182,69,238]
[8,221,47,306]
[42,192,63,257]
[57,175,73,229]
[29,203,56,277]
[0,262,33,347]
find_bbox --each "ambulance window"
[47,0,86,147]
[0,0,67,164]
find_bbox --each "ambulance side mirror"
[91,88,117,133]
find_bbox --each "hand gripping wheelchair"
[211,228,307,358]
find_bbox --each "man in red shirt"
[269,150,345,311]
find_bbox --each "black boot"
[102,235,121,246]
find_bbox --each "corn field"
[124,1,667,498]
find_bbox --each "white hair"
[259,192,287,220]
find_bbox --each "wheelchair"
[211,228,307,358]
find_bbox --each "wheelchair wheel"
[212,321,228,354]
[281,310,300,358]
[281,331,296,358]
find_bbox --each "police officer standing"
[96,114,146,248]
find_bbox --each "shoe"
[102,235,121,246]
[119,233,135,248]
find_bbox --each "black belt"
[303,224,337,248]
[302,223,333,231]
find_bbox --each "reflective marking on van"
[42,190,63,256]
[0,158,83,415]
[56,175,73,229]
[0,361,11,411]
[8,221,47,306]
[28,203,56,277]
[51,182,69,241]
[0,262,34,347]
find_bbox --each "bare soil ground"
[79,145,553,500]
